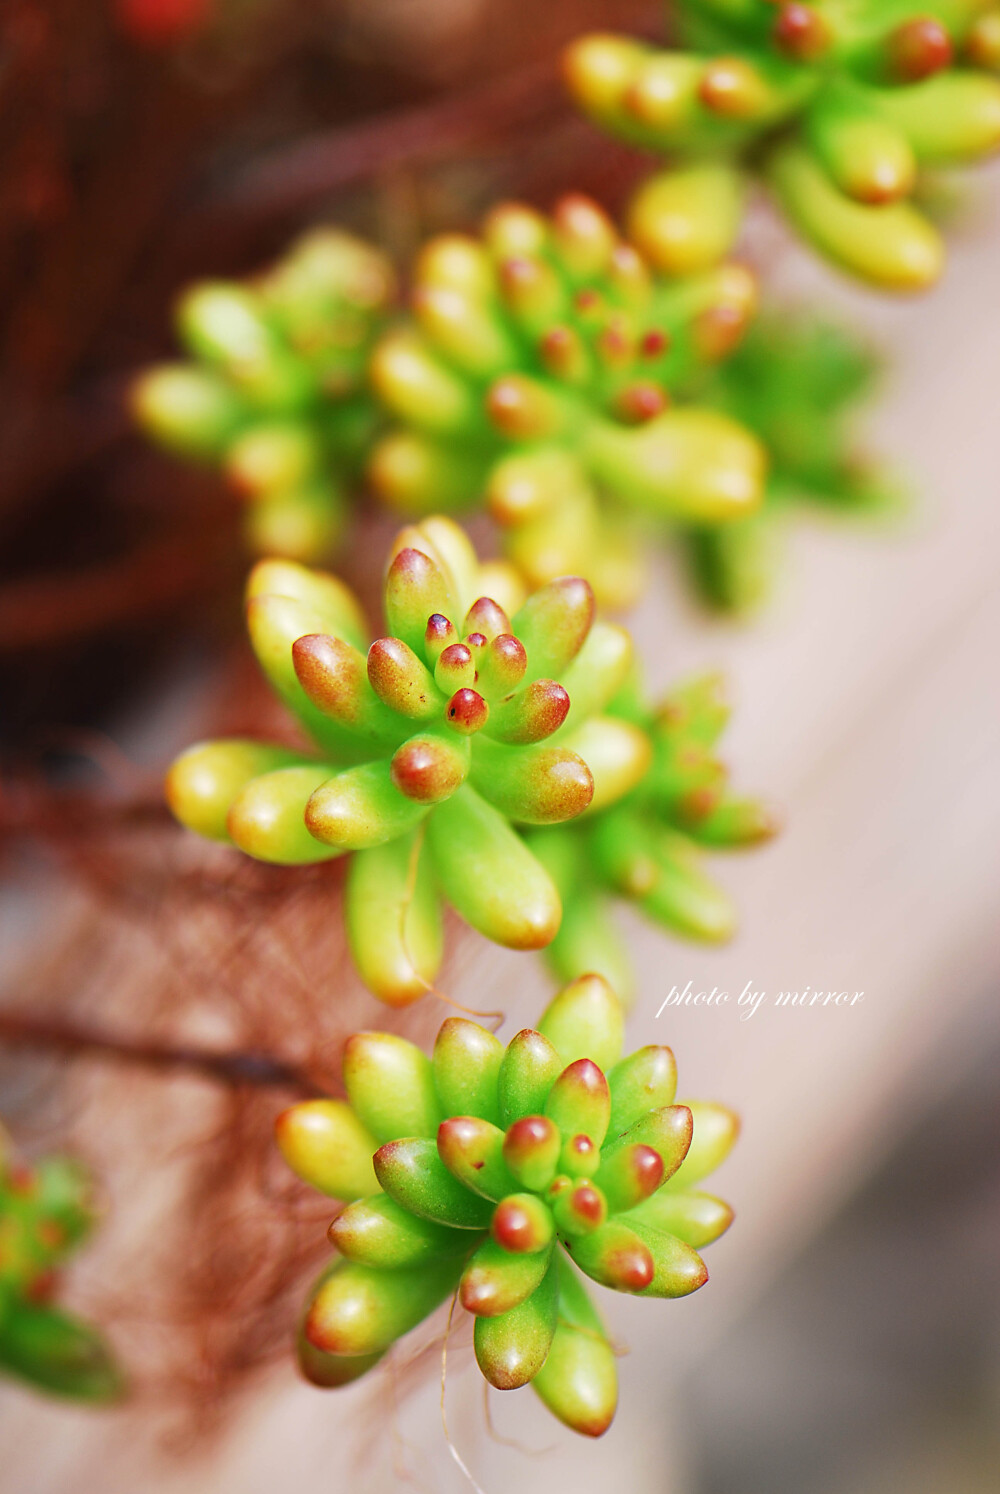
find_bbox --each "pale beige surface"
[1,167,998,1491]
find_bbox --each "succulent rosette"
[367,193,767,610]
[0,1126,122,1401]
[527,675,776,1000]
[685,311,898,611]
[566,3,1000,291]
[167,517,652,1004]
[276,974,738,1437]
[133,228,396,559]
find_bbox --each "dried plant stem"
[0,522,240,653]
[176,58,561,245]
[0,1008,321,1097]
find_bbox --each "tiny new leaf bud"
[551,1179,608,1236]
[491,1193,555,1254]
[559,1131,602,1180]
[434,642,477,694]
[444,687,490,735]
[502,1116,562,1193]
[424,611,459,667]
[477,633,528,698]
[464,595,511,640]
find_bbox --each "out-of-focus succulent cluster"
[529,675,776,999]
[0,1126,122,1402]
[132,194,897,614]
[685,312,897,612]
[367,193,767,609]
[276,974,738,1437]
[166,517,653,1004]
[566,3,1000,290]
[133,228,396,559]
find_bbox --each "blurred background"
[1,3,999,1492]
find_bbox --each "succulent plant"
[0,1126,122,1402]
[133,227,396,559]
[276,973,738,1437]
[366,193,767,610]
[527,675,776,1001]
[684,311,898,612]
[566,3,1000,290]
[166,517,652,1004]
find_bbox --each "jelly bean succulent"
[0,1126,122,1401]
[167,517,653,1004]
[133,228,396,559]
[367,193,767,609]
[527,675,776,1000]
[566,3,1000,290]
[686,311,896,611]
[276,974,738,1437]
